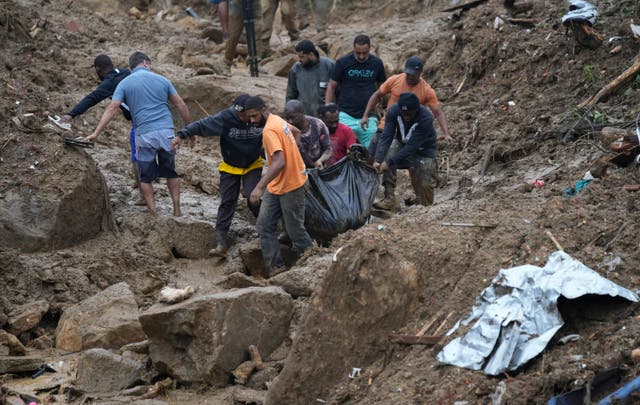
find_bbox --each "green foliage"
[590,110,606,125]
[583,64,600,85]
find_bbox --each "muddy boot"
[373,188,396,211]
[209,231,230,257]
[265,263,287,278]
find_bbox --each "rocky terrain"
[2,0,640,403]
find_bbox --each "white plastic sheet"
[437,251,638,375]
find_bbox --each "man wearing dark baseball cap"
[362,55,451,210]
[171,93,263,257]
[404,55,424,75]
[373,92,438,207]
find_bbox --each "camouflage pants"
[382,140,437,206]
[258,0,298,56]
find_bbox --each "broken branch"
[578,55,640,109]
[545,230,564,251]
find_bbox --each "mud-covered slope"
[2,0,640,403]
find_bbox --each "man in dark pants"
[373,93,438,206]
[172,94,263,257]
[246,96,313,277]
[59,55,143,203]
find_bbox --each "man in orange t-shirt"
[247,96,313,277]
[362,55,452,211]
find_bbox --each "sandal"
[48,115,71,131]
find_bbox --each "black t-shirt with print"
[330,53,387,118]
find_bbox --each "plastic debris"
[558,334,581,344]
[184,7,200,19]
[348,367,362,379]
[561,0,598,27]
[437,251,637,375]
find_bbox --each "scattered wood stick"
[248,344,264,371]
[505,17,538,27]
[603,223,627,252]
[194,99,210,116]
[1,135,17,151]
[545,230,564,251]
[578,55,640,109]
[416,313,441,336]
[433,311,455,336]
[455,74,467,95]
[440,222,497,228]
[389,334,443,345]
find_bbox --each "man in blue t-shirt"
[325,34,387,147]
[59,55,144,204]
[84,51,191,217]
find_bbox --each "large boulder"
[265,238,422,405]
[139,286,293,386]
[55,282,146,351]
[0,147,113,252]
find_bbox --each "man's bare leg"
[132,162,146,205]
[218,0,229,39]
[140,182,157,216]
[167,177,181,217]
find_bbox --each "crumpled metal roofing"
[437,250,638,375]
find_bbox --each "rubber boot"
[373,188,396,211]
[209,230,230,257]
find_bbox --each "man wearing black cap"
[171,94,264,257]
[363,55,451,210]
[245,96,313,277]
[59,55,143,204]
[373,92,438,207]
[286,40,335,117]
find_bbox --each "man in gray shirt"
[286,40,334,117]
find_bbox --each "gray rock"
[119,340,149,354]
[269,255,332,298]
[262,54,297,77]
[0,329,26,355]
[75,348,147,393]
[4,396,26,405]
[7,299,49,335]
[139,286,293,386]
[55,282,146,352]
[147,217,216,259]
[233,386,267,404]
[0,355,43,373]
[238,240,266,277]
[247,366,279,390]
[218,272,269,290]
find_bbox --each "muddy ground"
[2,0,640,403]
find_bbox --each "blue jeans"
[256,184,313,268]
